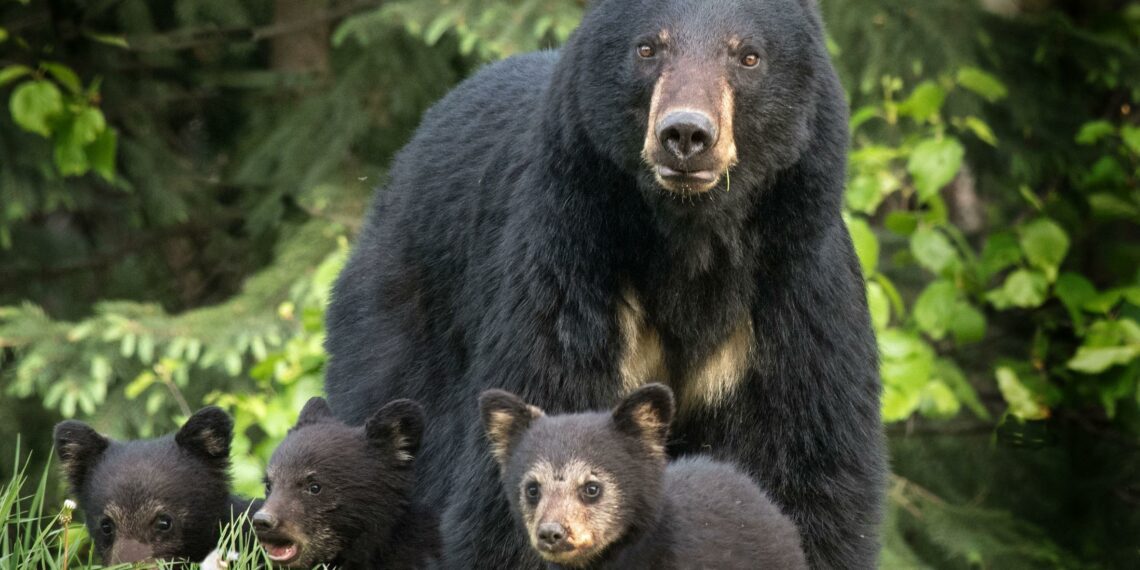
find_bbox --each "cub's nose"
[536,522,571,551]
[252,510,279,532]
[656,110,717,160]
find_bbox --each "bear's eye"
[155,514,173,533]
[580,482,602,502]
[636,43,655,59]
[525,482,541,504]
[99,518,115,536]
[308,482,322,495]
[264,481,272,496]
[740,52,761,68]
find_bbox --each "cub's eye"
[99,518,115,536]
[155,514,173,533]
[264,481,272,496]
[740,52,761,68]
[525,482,541,503]
[581,482,602,501]
[636,44,656,59]
[308,483,322,495]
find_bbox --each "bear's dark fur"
[323,0,886,567]
[480,384,807,569]
[253,397,440,569]
[53,407,260,565]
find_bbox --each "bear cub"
[254,397,440,569]
[480,384,807,570]
[53,406,260,565]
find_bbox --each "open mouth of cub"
[259,539,300,564]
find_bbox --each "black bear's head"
[480,384,675,567]
[53,406,236,565]
[560,0,827,204]
[254,397,424,568]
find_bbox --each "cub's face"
[53,407,235,565]
[254,398,423,568]
[572,0,822,201]
[480,385,675,568]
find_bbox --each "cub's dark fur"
[53,407,260,565]
[481,384,807,570]
[254,397,440,569]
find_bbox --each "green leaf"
[956,67,1009,102]
[846,216,878,276]
[910,227,958,275]
[87,128,117,181]
[884,211,919,236]
[1075,120,1116,145]
[980,231,1022,279]
[1121,125,1140,156]
[9,80,63,137]
[907,137,964,200]
[962,116,998,146]
[987,269,1049,309]
[0,64,32,87]
[1018,218,1069,282]
[71,106,106,144]
[849,105,879,133]
[867,281,890,330]
[936,358,990,420]
[919,381,961,419]
[54,130,89,175]
[995,366,1049,420]
[0,27,7,43]
[845,174,881,214]
[898,81,946,121]
[1088,192,1138,218]
[41,61,82,95]
[1067,346,1140,374]
[914,280,958,340]
[949,302,987,344]
[1055,273,1098,331]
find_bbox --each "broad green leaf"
[1075,120,1116,145]
[949,302,986,344]
[1082,156,1128,188]
[919,381,961,419]
[1055,273,1097,330]
[987,269,1049,309]
[914,280,958,340]
[0,64,31,87]
[980,231,1022,279]
[1121,125,1140,156]
[884,211,919,236]
[936,358,990,420]
[9,80,63,136]
[845,174,880,214]
[54,131,89,176]
[907,137,964,200]
[846,216,878,277]
[87,128,117,181]
[0,27,7,43]
[963,116,998,146]
[867,281,890,330]
[849,105,879,133]
[1088,192,1139,218]
[910,227,958,274]
[956,67,1009,102]
[41,61,82,95]
[1018,218,1069,281]
[71,107,106,144]
[898,81,946,121]
[995,366,1049,420]
[882,386,921,422]
[1067,346,1140,374]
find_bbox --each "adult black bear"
[480,384,808,569]
[324,0,886,567]
[53,407,260,565]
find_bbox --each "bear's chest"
[614,286,755,411]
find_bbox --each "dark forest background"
[1,0,1139,567]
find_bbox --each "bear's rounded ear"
[175,406,234,465]
[293,397,334,430]
[365,399,425,465]
[612,384,675,457]
[54,420,110,491]
[479,389,544,468]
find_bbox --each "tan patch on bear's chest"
[615,287,754,410]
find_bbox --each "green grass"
[0,443,271,570]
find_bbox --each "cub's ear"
[294,397,335,429]
[176,406,234,466]
[479,390,544,468]
[612,384,675,457]
[54,420,110,492]
[365,399,426,465]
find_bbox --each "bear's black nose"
[252,510,279,532]
[657,111,717,160]
[537,522,570,550]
